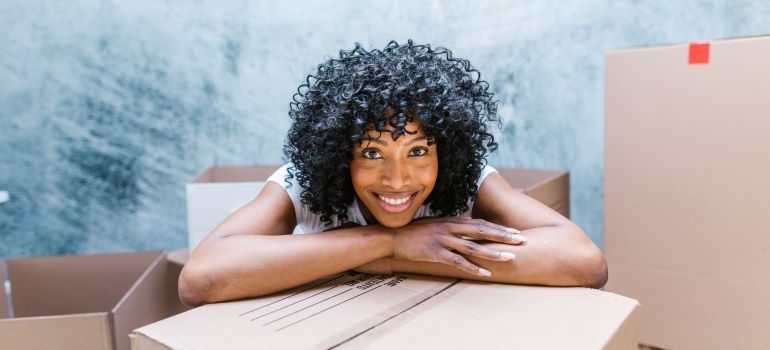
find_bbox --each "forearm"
[388,225,607,288]
[180,226,393,305]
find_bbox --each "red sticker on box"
[689,42,710,64]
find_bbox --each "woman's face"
[350,118,439,228]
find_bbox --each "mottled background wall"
[1,0,769,257]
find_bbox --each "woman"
[179,40,606,306]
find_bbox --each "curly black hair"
[283,39,501,226]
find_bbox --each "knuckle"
[450,254,464,266]
[465,241,479,252]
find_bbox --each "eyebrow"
[362,136,429,146]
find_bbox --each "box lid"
[133,272,638,349]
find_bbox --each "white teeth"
[378,193,411,206]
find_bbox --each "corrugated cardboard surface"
[605,35,770,349]
[113,254,190,350]
[0,251,183,350]
[133,272,456,349]
[498,168,570,218]
[132,273,639,350]
[0,260,8,318]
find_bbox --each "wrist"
[371,224,397,258]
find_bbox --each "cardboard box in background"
[187,165,569,253]
[132,272,639,350]
[605,36,770,349]
[186,165,304,253]
[0,251,188,350]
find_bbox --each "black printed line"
[238,273,351,317]
[329,278,463,349]
[275,284,384,332]
[249,283,346,320]
[260,288,354,324]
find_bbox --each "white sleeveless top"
[267,163,498,234]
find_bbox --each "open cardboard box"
[187,165,570,253]
[132,271,639,349]
[0,251,188,350]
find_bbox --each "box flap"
[166,249,188,267]
[0,312,113,350]
[133,272,456,350]
[191,165,281,184]
[7,252,161,317]
[336,282,640,349]
[498,169,568,204]
[113,252,184,350]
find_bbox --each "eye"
[409,147,428,157]
[362,149,382,159]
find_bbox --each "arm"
[179,182,393,306]
[372,172,608,288]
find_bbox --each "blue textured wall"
[1,0,769,257]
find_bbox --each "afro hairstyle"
[283,39,501,226]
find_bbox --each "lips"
[372,191,418,213]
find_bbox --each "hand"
[385,217,527,276]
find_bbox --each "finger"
[449,219,527,244]
[437,250,492,276]
[442,236,515,262]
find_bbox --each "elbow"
[178,264,215,307]
[582,250,608,289]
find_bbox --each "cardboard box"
[605,36,770,349]
[187,165,569,253]
[0,251,188,350]
[132,272,639,349]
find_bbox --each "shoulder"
[478,163,498,187]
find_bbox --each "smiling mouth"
[372,191,418,213]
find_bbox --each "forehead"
[363,118,425,139]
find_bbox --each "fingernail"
[479,268,492,276]
[507,227,521,234]
[500,252,516,260]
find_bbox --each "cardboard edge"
[130,332,173,350]
[112,252,171,350]
[112,253,166,313]
[606,34,770,55]
[601,299,641,350]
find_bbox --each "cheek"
[416,157,439,191]
[349,161,376,192]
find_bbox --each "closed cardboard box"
[0,251,188,350]
[132,272,639,349]
[186,165,570,253]
[605,36,770,349]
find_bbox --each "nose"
[381,158,411,190]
